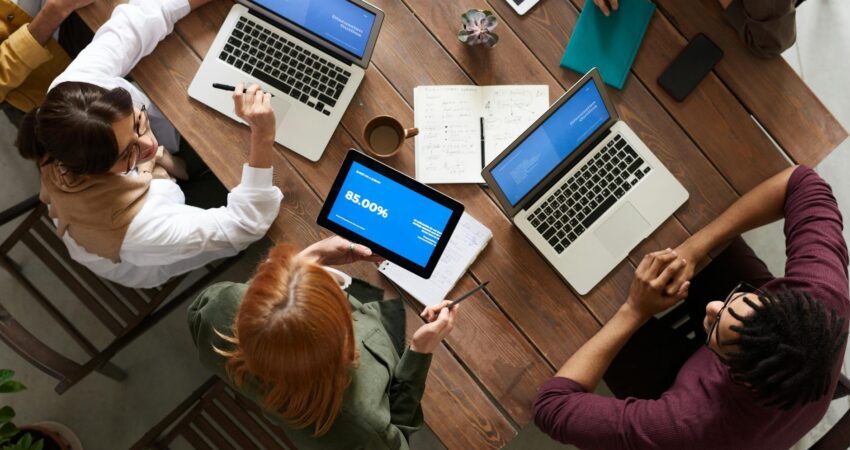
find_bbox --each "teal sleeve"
[387,347,432,440]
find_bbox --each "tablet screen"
[319,152,463,277]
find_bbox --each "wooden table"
[79,1,847,448]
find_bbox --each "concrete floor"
[1,1,849,448]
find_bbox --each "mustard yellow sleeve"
[0,24,54,103]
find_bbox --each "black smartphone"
[657,33,723,102]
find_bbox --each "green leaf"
[0,382,25,394]
[0,406,14,423]
[16,434,30,448]
[0,422,18,441]
[30,438,43,450]
[0,372,12,386]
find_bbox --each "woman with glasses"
[534,165,848,450]
[15,0,283,289]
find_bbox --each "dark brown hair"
[16,81,134,175]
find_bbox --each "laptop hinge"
[523,128,613,210]
[247,9,357,67]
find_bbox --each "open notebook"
[379,213,492,306]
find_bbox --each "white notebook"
[379,213,492,307]
[414,85,549,184]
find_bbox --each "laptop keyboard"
[528,134,652,254]
[218,16,352,116]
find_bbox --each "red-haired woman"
[188,236,458,449]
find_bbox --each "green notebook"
[560,0,655,90]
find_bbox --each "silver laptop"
[482,69,689,295]
[188,0,384,162]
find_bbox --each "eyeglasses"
[706,281,767,349]
[121,105,149,174]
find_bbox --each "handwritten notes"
[414,85,548,184]
[379,213,492,307]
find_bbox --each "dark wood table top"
[78,1,847,448]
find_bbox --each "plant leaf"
[0,382,25,394]
[0,372,12,386]
[30,438,43,450]
[16,434,30,448]
[483,33,500,48]
[0,422,17,441]
[458,30,471,42]
[0,407,13,423]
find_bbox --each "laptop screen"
[490,81,610,206]
[253,0,377,58]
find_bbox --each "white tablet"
[504,0,541,15]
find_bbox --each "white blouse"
[47,0,283,288]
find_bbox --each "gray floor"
[1,1,849,448]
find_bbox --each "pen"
[446,281,490,309]
[212,83,275,97]
[480,117,486,169]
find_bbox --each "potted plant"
[0,370,81,450]
[458,9,499,48]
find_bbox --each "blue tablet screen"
[327,162,454,266]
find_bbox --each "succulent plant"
[458,9,499,48]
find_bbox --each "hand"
[624,249,690,320]
[233,83,276,142]
[665,237,709,296]
[298,236,384,266]
[593,0,618,16]
[412,300,458,354]
[156,150,189,181]
[48,0,95,15]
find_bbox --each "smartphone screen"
[657,33,723,102]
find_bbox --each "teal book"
[560,0,656,90]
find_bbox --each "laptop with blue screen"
[482,69,688,295]
[189,0,384,162]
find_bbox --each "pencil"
[447,281,490,309]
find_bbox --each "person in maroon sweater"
[534,165,849,450]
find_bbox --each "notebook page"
[481,85,549,164]
[379,213,492,307]
[414,86,481,184]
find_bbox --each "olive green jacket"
[188,280,432,450]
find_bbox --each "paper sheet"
[414,85,548,184]
[379,213,492,306]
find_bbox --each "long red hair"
[214,245,357,436]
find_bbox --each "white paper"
[414,85,549,184]
[379,213,492,306]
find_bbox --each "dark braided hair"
[722,287,848,410]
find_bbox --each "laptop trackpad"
[595,202,651,257]
[270,97,291,128]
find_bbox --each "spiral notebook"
[560,0,655,89]
[379,213,492,306]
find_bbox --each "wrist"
[618,301,652,326]
[44,1,72,21]
[409,342,431,354]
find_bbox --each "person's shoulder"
[188,282,247,329]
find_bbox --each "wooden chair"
[0,201,242,394]
[131,377,297,450]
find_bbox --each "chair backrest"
[0,205,186,393]
[132,377,298,450]
[0,303,83,383]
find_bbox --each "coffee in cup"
[363,116,418,158]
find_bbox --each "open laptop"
[482,69,688,295]
[188,0,385,162]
